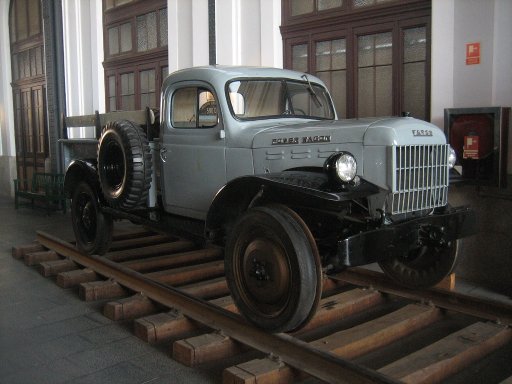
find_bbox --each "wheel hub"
[82,202,93,230]
[249,259,271,281]
[242,239,290,307]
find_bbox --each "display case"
[445,107,510,188]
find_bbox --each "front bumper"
[337,206,476,267]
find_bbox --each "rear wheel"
[225,205,321,333]
[71,182,112,255]
[379,240,459,288]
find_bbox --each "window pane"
[375,65,392,116]
[198,90,218,127]
[358,32,392,117]
[108,27,119,55]
[375,32,392,65]
[137,12,158,52]
[28,0,41,36]
[292,44,308,72]
[358,67,374,117]
[354,0,395,7]
[291,0,314,16]
[16,0,28,40]
[120,23,132,52]
[318,0,343,11]
[137,15,147,51]
[172,88,197,128]
[140,69,156,108]
[120,72,134,110]
[160,9,168,47]
[403,62,425,119]
[404,27,426,63]
[108,75,117,111]
[316,39,346,118]
[147,12,157,50]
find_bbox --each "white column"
[0,0,16,157]
[192,0,209,66]
[216,0,282,67]
[260,0,283,68]
[62,0,104,138]
[430,0,455,128]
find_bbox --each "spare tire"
[97,120,152,209]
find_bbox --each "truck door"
[160,84,226,220]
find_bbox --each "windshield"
[227,79,335,120]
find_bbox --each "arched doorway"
[9,0,48,182]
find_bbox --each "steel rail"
[36,231,399,384]
[331,268,512,325]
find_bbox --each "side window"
[172,87,218,128]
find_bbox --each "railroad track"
[12,228,512,384]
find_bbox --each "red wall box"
[444,107,510,188]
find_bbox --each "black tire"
[225,205,321,333]
[378,240,459,289]
[71,182,113,255]
[97,120,152,209]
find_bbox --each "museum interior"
[0,1,511,383]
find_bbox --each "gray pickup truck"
[64,66,475,332]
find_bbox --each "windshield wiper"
[301,74,323,108]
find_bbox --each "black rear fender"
[205,171,379,242]
[64,159,100,199]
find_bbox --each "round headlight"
[325,152,357,183]
[448,146,457,169]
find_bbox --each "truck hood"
[247,117,446,149]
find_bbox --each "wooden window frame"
[102,0,168,112]
[282,0,431,120]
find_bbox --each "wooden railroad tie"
[56,268,98,288]
[39,259,77,277]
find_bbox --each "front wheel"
[71,182,113,255]
[378,240,459,289]
[225,205,321,333]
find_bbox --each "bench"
[14,173,67,214]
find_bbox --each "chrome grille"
[391,144,449,214]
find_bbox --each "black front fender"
[64,159,100,198]
[205,171,379,241]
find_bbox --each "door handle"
[160,146,168,162]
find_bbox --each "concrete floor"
[0,196,510,384]
[0,196,222,384]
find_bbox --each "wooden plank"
[12,242,45,259]
[134,311,202,343]
[79,280,128,301]
[65,110,150,128]
[196,290,383,375]
[103,293,158,321]
[108,234,173,252]
[134,296,236,343]
[311,303,442,357]
[224,303,441,384]
[144,260,225,286]
[173,332,247,367]
[56,268,98,288]
[500,375,512,384]
[435,273,456,291]
[223,358,294,384]
[297,288,384,335]
[106,240,195,262]
[379,322,512,384]
[122,247,222,272]
[180,276,229,300]
[24,250,60,266]
[39,259,78,277]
